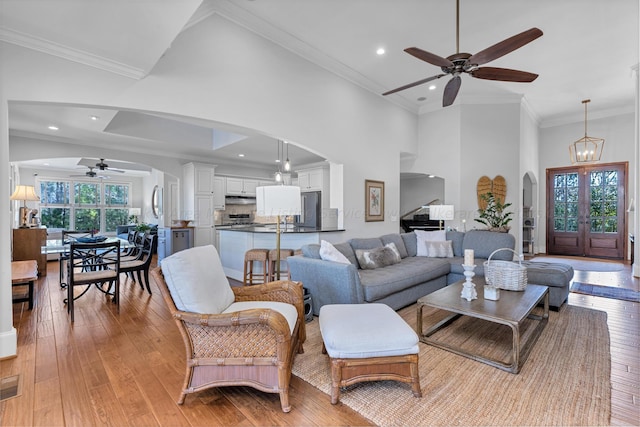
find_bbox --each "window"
[38,178,131,233]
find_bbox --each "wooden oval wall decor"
[476,175,507,210]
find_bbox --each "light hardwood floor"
[2,257,638,426]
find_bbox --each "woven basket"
[483,248,527,291]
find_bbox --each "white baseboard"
[0,327,17,359]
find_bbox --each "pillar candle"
[464,249,474,266]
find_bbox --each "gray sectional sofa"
[288,230,573,315]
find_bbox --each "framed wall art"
[365,179,384,222]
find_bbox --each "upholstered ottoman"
[319,303,422,404]
[522,261,574,309]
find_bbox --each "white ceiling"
[2,0,638,174]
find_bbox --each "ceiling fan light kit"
[569,99,604,164]
[383,0,543,107]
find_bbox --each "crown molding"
[539,104,636,128]
[418,92,522,115]
[0,26,145,79]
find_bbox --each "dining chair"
[65,240,120,322]
[59,230,94,289]
[120,234,156,294]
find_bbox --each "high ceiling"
[2,0,638,174]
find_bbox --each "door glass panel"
[590,169,618,234]
[553,172,578,232]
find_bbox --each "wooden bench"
[12,260,38,310]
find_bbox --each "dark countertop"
[217,225,344,233]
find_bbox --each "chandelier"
[569,99,604,164]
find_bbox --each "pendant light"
[274,140,282,182]
[284,141,291,172]
[569,99,604,164]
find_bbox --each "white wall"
[399,175,444,219]
[538,112,635,256]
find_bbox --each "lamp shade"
[256,185,301,217]
[10,185,40,202]
[429,205,455,221]
[128,207,141,216]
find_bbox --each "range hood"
[225,196,257,205]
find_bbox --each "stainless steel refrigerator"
[296,191,321,228]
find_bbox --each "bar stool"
[243,249,270,285]
[268,248,294,281]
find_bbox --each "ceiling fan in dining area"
[70,166,111,179]
[382,0,543,107]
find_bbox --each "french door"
[546,162,627,259]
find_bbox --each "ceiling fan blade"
[404,48,454,68]
[468,27,543,66]
[443,75,462,107]
[383,74,446,96]
[470,67,539,82]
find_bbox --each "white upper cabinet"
[225,177,260,196]
[297,167,326,192]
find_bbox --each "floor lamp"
[256,185,301,280]
[429,205,455,230]
[10,185,40,228]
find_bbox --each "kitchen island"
[218,225,344,281]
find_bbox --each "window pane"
[40,181,69,204]
[75,183,100,204]
[590,218,603,233]
[554,218,565,232]
[105,209,129,232]
[566,218,578,232]
[75,208,100,231]
[554,188,565,202]
[566,173,579,187]
[605,170,617,186]
[41,207,70,229]
[105,184,129,206]
[554,174,565,188]
[604,217,617,233]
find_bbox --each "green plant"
[136,223,151,233]
[475,192,513,231]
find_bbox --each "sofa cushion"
[333,242,358,266]
[320,240,351,264]
[380,233,409,258]
[349,237,384,251]
[422,240,454,258]
[462,230,515,260]
[302,244,321,259]
[446,230,465,257]
[160,245,235,314]
[355,245,401,270]
[415,230,446,256]
[358,257,451,301]
[401,232,418,257]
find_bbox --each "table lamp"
[10,185,40,228]
[429,205,455,230]
[256,185,301,280]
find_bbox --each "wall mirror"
[151,185,160,218]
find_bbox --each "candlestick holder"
[461,264,478,301]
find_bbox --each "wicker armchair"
[151,265,306,413]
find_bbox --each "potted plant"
[475,192,513,232]
[136,223,151,233]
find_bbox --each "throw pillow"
[160,245,235,314]
[380,233,409,258]
[355,245,401,270]
[423,240,454,258]
[319,240,351,264]
[415,229,446,256]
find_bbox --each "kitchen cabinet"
[213,177,226,210]
[297,167,327,192]
[225,177,260,196]
[158,227,194,261]
[183,162,216,247]
[12,228,47,276]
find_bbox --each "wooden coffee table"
[417,278,548,374]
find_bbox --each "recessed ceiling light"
[90,115,99,121]
[48,125,59,130]
[238,154,245,157]
[376,47,385,55]
[43,162,49,166]
[275,159,281,163]
[417,97,427,101]
[428,85,437,91]
[428,174,435,178]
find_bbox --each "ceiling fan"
[94,158,125,173]
[383,0,543,107]
[70,166,111,179]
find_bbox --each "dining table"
[41,236,134,254]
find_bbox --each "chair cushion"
[223,301,298,335]
[160,245,235,314]
[319,304,419,358]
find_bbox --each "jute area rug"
[292,304,611,426]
